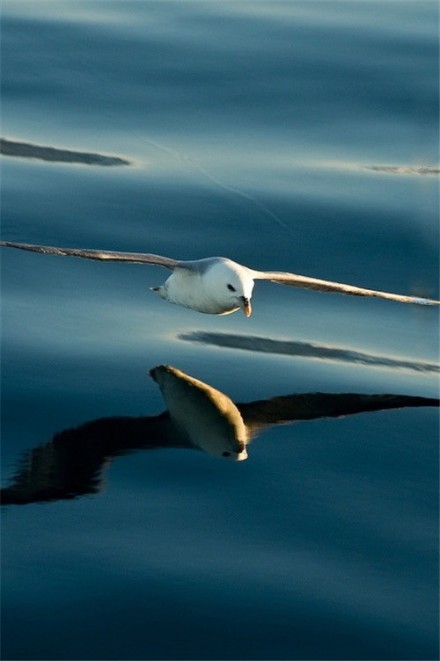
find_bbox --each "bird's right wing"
[0,241,180,268]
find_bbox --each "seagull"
[1,240,438,315]
[1,363,438,505]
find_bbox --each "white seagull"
[0,240,438,315]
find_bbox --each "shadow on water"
[0,138,131,167]
[1,365,438,506]
[179,331,439,374]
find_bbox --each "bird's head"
[203,258,255,317]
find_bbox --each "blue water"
[1,2,439,659]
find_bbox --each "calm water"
[1,2,439,660]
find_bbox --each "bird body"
[0,240,438,314]
[153,257,254,315]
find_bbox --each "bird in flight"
[1,240,438,315]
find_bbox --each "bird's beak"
[240,296,252,317]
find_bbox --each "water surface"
[1,2,439,660]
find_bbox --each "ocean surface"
[1,2,439,660]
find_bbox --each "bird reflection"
[1,365,438,506]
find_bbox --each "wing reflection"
[1,365,438,505]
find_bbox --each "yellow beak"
[240,297,252,317]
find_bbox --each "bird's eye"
[227,284,236,292]
[222,451,231,457]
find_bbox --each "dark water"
[1,2,439,659]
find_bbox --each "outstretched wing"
[251,269,440,306]
[0,241,180,269]
[238,393,440,435]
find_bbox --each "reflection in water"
[1,365,438,506]
[179,331,439,374]
[0,138,131,167]
[151,366,248,461]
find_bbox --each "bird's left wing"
[0,241,180,268]
[250,268,440,306]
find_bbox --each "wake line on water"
[63,47,297,241]
[131,123,297,237]
[136,135,296,239]
[2,24,294,239]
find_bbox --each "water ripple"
[179,331,439,374]
[0,138,131,167]
[363,164,439,176]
